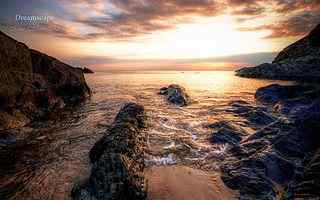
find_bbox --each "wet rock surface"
[0,31,91,130]
[236,24,320,82]
[209,121,246,146]
[282,149,320,199]
[231,24,320,199]
[217,84,320,199]
[72,103,147,200]
[159,84,191,106]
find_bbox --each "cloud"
[227,0,266,16]
[274,0,320,13]
[238,10,320,38]
[1,0,319,40]
[73,0,225,39]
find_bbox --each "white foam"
[148,153,177,165]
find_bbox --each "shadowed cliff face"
[236,23,320,81]
[0,31,91,130]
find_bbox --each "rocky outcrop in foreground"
[0,31,91,130]
[236,24,320,81]
[212,84,320,199]
[72,103,147,200]
[159,84,191,106]
[232,24,320,198]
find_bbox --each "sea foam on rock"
[72,102,147,200]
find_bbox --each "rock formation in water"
[0,31,91,130]
[72,102,147,200]
[235,24,320,81]
[210,85,320,199]
[159,84,191,106]
[226,24,320,198]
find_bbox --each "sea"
[0,71,293,200]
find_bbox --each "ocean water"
[0,71,293,200]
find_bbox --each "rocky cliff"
[236,24,320,81]
[0,31,91,130]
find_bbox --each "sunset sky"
[0,0,319,71]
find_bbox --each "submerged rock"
[235,24,320,81]
[72,103,147,200]
[0,31,91,130]
[159,84,191,106]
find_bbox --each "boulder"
[159,84,191,106]
[0,31,91,129]
[72,103,147,200]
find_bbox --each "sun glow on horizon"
[67,16,272,60]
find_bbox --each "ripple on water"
[1,71,293,200]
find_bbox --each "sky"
[0,0,319,71]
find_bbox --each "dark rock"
[255,84,316,105]
[89,103,146,163]
[227,100,276,126]
[219,99,317,199]
[159,84,191,106]
[229,23,320,199]
[0,31,91,130]
[73,102,147,200]
[228,100,253,114]
[210,128,243,145]
[258,152,295,184]
[208,121,246,145]
[235,24,320,81]
[221,158,276,199]
[273,133,310,159]
[274,24,320,62]
[282,150,320,199]
[221,147,295,199]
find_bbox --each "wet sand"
[146,165,238,200]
